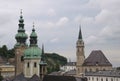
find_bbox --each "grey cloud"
[0,0,120,66]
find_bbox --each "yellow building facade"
[0,64,15,78]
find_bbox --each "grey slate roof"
[82,50,112,66]
[29,74,40,81]
[63,70,76,76]
[12,73,27,81]
[85,70,120,77]
[10,73,40,81]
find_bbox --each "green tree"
[116,67,120,70]
[45,53,67,73]
[0,45,8,57]
[0,75,3,81]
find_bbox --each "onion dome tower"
[14,10,28,76]
[24,24,42,78]
[15,10,28,47]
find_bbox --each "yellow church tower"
[76,27,85,76]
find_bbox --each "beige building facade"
[24,58,41,77]
[0,64,15,78]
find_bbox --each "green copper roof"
[30,28,37,37]
[15,32,28,38]
[78,27,82,39]
[24,47,42,58]
[24,25,41,59]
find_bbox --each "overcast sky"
[0,0,120,67]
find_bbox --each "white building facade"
[60,62,76,72]
[86,71,120,81]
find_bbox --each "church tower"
[39,44,47,80]
[76,27,85,76]
[24,24,42,78]
[14,10,28,76]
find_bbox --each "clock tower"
[76,27,85,76]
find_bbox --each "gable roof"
[82,50,112,66]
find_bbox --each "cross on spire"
[20,9,22,15]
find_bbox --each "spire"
[20,9,22,15]
[42,44,44,56]
[32,22,35,32]
[78,25,82,40]
[41,44,45,61]
[30,23,38,47]
[19,9,24,26]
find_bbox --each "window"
[96,68,98,72]
[34,62,37,68]
[101,78,103,81]
[111,78,113,81]
[88,77,90,80]
[90,68,92,72]
[85,68,87,72]
[21,56,24,61]
[96,78,98,81]
[92,77,94,81]
[27,62,29,68]
[77,48,79,52]
[106,78,108,81]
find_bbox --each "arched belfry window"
[34,62,37,68]
[21,56,24,61]
[27,62,29,68]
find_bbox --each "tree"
[0,75,3,81]
[0,45,8,57]
[116,67,120,70]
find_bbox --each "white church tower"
[23,24,42,78]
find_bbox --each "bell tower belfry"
[14,10,28,76]
[76,27,85,76]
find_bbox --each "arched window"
[27,62,29,68]
[90,68,92,72]
[34,62,37,68]
[21,56,24,61]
